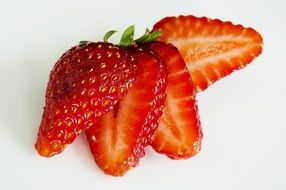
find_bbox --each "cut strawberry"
[153,15,263,91]
[35,42,138,157]
[142,41,202,159]
[85,48,167,176]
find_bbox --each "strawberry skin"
[85,48,167,176]
[153,15,263,92]
[35,42,138,157]
[142,41,202,159]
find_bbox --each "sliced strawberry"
[142,41,202,159]
[85,48,167,176]
[153,15,263,91]
[35,42,138,157]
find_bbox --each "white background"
[0,0,285,189]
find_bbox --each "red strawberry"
[153,15,263,92]
[85,48,167,176]
[142,41,202,159]
[35,42,138,157]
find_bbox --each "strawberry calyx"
[103,30,117,42]
[80,25,161,47]
[135,28,161,44]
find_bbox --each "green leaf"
[79,40,89,45]
[120,25,135,47]
[135,28,150,43]
[103,30,117,42]
[135,29,161,44]
[143,30,161,42]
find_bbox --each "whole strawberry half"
[142,41,202,159]
[35,42,138,157]
[153,15,263,92]
[85,47,167,176]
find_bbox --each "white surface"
[0,0,285,189]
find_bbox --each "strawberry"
[35,42,138,157]
[142,41,202,159]
[85,47,167,176]
[153,15,263,92]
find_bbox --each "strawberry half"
[85,48,167,176]
[142,41,202,159]
[35,42,138,157]
[153,15,263,91]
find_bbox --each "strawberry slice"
[35,42,138,157]
[153,15,263,91]
[142,41,202,159]
[85,48,167,176]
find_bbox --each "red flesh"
[143,41,202,159]
[85,48,167,176]
[153,15,263,91]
